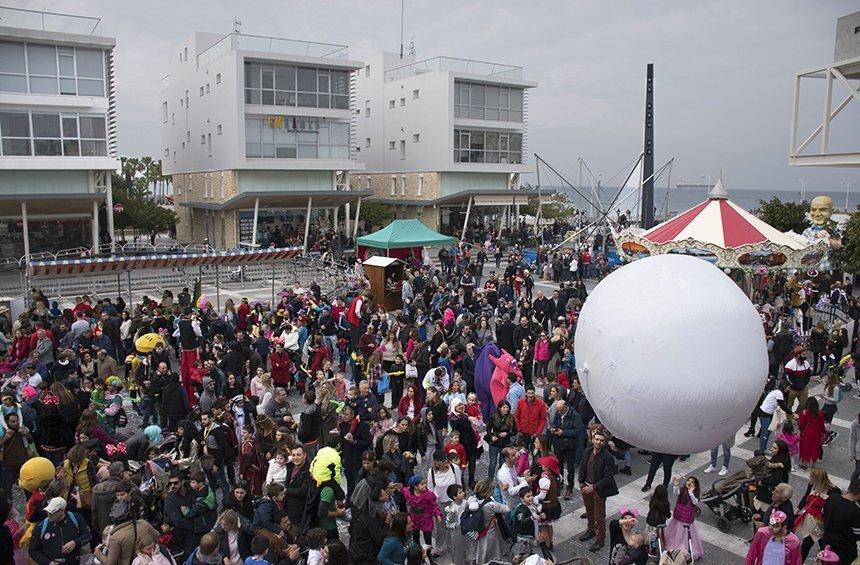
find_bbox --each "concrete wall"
[238,170,333,192]
[0,170,89,194]
[835,11,860,62]
[440,172,507,195]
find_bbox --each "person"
[547,400,581,499]
[645,485,671,558]
[28,497,91,565]
[745,510,802,565]
[164,472,198,560]
[784,346,812,413]
[427,450,463,559]
[305,528,328,565]
[487,400,517,480]
[282,445,312,528]
[754,482,795,538]
[378,512,415,565]
[797,397,826,469]
[401,475,440,548]
[608,509,648,565]
[795,467,841,561]
[759,383,791,451]
[704,436,733,477]
[212,509,254,565]
[337,405,372,495]
[468,479,510,564]
[850,412,860,483]
[515,385,547,445]
[641,452,678,493]
[495,447,530,510]
[348,478,388,565]
[93,500,160,565]
[663,476,703,560]
[444,484,468,565]
[577,428,618,552]
[185,532,222,565]
[131,528,178,565]
[820,478,860,564]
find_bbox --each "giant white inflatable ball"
[574,254,767,455]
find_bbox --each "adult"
[337,406,372,495]
[577,428,619,552]
[548,399,581,500]
[28,497,91,565]
[212,509,255,565]
[797,397,826,469]
[795,468,841,561]
[426,450,463,558]
[448,398,479,489]
[759,383,792,451]
[93,500,160,565]
[486,400,517,480]
[820,478,860,564]
[745,510,802,565]
[784,346,812,413]
[163,474,201,559]
[515,385,548,445]
[349,477,388,565]
[378,512,415,565]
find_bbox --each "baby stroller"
[698,471,756,533]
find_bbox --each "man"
[461,343,477,393]
[29,497,91,565]
[745,510,802,565]
[515,385,548,444]
[91,460,125,543]
[506,373,525,416]
[821,478,860,564]
[422,367,450,395]
[264,387,294,426]
[753,483,795,534]
[269,342,292,388]
[513,316,534,355]
[143,361,169,427]
[533,291,552,332]
[164,472,198,559]
[71,310,90,339]
[318,307,339,363]
[851,412,860,483]
[211,402,239,484]
[95,348,118,381]
[496,314,515,354]
[282,445,312,527]
[0,412,32,494]
[496,447,531,509]
[178,287,191,309]
[115,479,147,521]
[577,429,619,552]
[93,500,159,565]
[783,346,811,413]
[200,412,232,493]
[549,400,582,499]
[350,380,379,422]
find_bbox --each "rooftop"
[197,32,349,68]
[385,56,523,82]
[0,6,102,35]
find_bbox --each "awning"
[369,188,554,207]
[0,192,105,216]
[29,246,303,277]
[176,190,373,211]
[356,219,456,250]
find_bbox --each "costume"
[664,486,703,559]
[474,343,522,420]
[745,526,802,565]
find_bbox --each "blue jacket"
[378,535,414,565]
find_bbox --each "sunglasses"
[168,481,181,486]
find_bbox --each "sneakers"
[703,465,717,474]
[718,466,729,476]
[578,530,596,542]
[564,488,573,500]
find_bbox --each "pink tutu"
[663,517,703,559]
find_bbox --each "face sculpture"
[809,195,833,226]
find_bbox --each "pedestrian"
[797,398,826,469]
[577,428,618,552]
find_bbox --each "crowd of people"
[0,238,857,565]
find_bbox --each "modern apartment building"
[351,52,539,234]
[0,6,119,262]
[160,32,368,249]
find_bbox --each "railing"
[0,242,219,268]
[385,56,523,82]
[0,6,102,35]
[197,32,349,68]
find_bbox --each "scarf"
[194,548,223,565]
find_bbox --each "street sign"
[114,203,125,214]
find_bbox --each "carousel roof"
[641,179,807,251]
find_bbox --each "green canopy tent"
[356,219,456,259]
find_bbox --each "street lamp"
[794,178,806,203]
[700,175,711,195]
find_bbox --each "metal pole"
[105,172,116,253]
[821,69,834,154]
[534,158,543,235]
[126,270,132,306]
[215,264,221,312]
[461,196,473,241]
[642,63,655,229]
[333,204,339,237]
[92,200,100,255]
[353,197,362,239]
[303,197,313,253]
[251,197,260,247]
[271,264,275,307]
[21,202,30,269]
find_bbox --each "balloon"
[135,333,166,353]
[19,457,55,492]
[575,255,767,454]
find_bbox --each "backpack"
[460,499,489,538]
[39,511,79,537]
[115,406,128,428]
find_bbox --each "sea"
[551,185,859,217]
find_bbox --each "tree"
[840,210,860,273]
[359,201,394,231]
[520,192,575,221]
[756,197,810,233]
[111,157,178,240]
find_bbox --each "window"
[454,81,523,122]
[164,148,169,157]
[171,113,175,125]
[217,124,222,135]
[400,175,406,195]
[0,42,107,96]
[399,140,406,160]
[201,134,205,144]
[181,142,185,149]
[162,102,168,123]
[417,175,424,196]
[183,47,188,61]
[243,62,348,109]
[215,73,221,84]
[365,137,371,148]
[399,97,405,107]
[388,100,395,109]
[206,83,210,94]
[364,65,370,77]
[453,128,523,164]
[0,111,107,156]
[199,86,204,96]
[244,116,348,159]
[412,133,420,143]
[412,89,420,99]
[207,133,212,156]
[365,100,370,117]
[388,141,395,150]
[390,176,396,196]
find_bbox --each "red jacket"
[268,350,293,386]
[515,397,548,436]
[397,394,424,424]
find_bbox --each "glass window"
[34,138,62,156]
[2,139,30,156]
[63,139,80,156]
[261,90,274,105]
[261,67,274,89]
[318,125,330,146]
[486,108,499,121]
[317,94,330,109]
[245,89,260,104]
[333,95,349,109]
[62,116,78,137]
[331,71,349,95]
[275,65,295,90]
[0,112,30,137]
[486,86,500,108]
[297,92,316,107]
[245,63,260,88]
[317,70,330,93]
[79,139,106,156]
[297,67,316,91]
[330,122,349,145]
[29,76,58,94]
[32,113,61,138]
[58,50,75,76]
[275,91,294,106]
[60,78,77,94]
[510,89,523,110]
[27,44,57,76]
[77,78,103,96]
[0,75,26,92]
[79,116,106,139]
[245,118,261,143]
[246,143,262,158]
[276,145,296,158]
[297,144,316,158]
[0,42,26,73]
[75,49,104,78]
[485,132,499,150]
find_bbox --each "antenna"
[400,0,404,59]
[232,17,242,34]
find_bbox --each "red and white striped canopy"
[641,180,806,251]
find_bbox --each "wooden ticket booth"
[363,256,404,311]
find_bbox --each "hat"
[769,510,788,525]
[407,475,423,487]
[817,546,840,564]
[231,394,245,404]
[538,455,561,477]
[45,497,67,514]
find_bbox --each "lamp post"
[700,175,711,195]
[794,179,806,203]
[846,182,852,211]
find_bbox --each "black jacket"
[28,512,91,565]
[348,507,387,565]
[214,517,254,561]
[578,447,619,498]
[496,321,515,354]
[162,378,188,417]
[337,420,372,473]
[282,461,312,524]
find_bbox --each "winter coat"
[214,518,254,562]
[94,520,159,565]
[282,460,312,525]
[28,512,91,565]
[162,379,189,418]
[533,338,550,362]
[184,486,217,534]
[337,420,373,475]
[515,398,548,436]
[401,487,441,532]
[548,407,581,452]
[744,526,802,565]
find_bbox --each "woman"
[486,399,516,480]
[397,384,424,426]
[130,527,176,565]
[102,376,125,436]
[222,373,244,400]
[223,481,254,520]
[810,321,828,375]
[317,383,340,446]
[820,371,841,444]
[338,406,373,495]
[78,351,96,380]
[442,379,466,408]
[253,372,275,414]
[609,509,648,565]
[795,467,841,561]
[61,444,94,527]
[754,440,792,511]
[255,415,277,458]
[797,397,826,469]
[308,335,332,374]
[170,420,199,470]
[448,398,478,489]
[533,332,551,387]
[475,317,495,347]
[223,299,237,330]
[350,478,388,565]
[213,509,254,565]
[381,434,412,485]
[469,479,510,564]
[238,425,266,496]
[381,331,403,373]
[378,512,415,565]
[826,321,848,368]
[416,409,444,464]
[371,406,395,446]
[76,408,117,457]
[120,311,134,358]
[518,337,534,389]
[51,382,81,448]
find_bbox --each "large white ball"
[574,254,767,454]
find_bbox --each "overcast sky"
[13,0,860,192]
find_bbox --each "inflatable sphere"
[19,456,56,492]
[574,254,767,454]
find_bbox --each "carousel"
[617,179,828,270]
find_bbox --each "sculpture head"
[809,195,833,226]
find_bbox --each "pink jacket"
[515,449,530,476]
[745,527,802,565]
[776,431,800,456]
[534,338,550,362]
[402,487,441,532]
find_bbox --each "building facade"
[160,32,368,249]
[351,52,539,235]
[0,7,119,263]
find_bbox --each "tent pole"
[461,196,473,241]
[353,197,362,240]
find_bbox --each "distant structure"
[789,11,860,167]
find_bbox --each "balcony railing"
[197,32,349,68]
[0,6,102,35]
[385,56,523,82]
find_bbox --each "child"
[663,476,703,560]
[776,421,800,471]
[265,450,288,485]
[402,475,441,547]
[443,430,467,472]
[645,484,671,558]
[327,372,347,401]
[268,427,292,459]
[444,484,468,565]
[514,437,531,477]
[245,535,270,565]
[305,528,328,565]
[512,490,543,555]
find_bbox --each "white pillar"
[333,204,339,236]
[461,196,474,241]
[303,196,313,252]
[92,200,100,255]
[353,197,362,239]
[21,202,30,267]
[105,172,116,253]
[250,197,260,247]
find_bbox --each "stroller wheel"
[739,506,754,523]
[716,516,731,533]
[695,506,701,517]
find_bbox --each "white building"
[0,6,119,263]
[160,32,368,249]
[351,52,540,234]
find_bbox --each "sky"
[12,0,860,192]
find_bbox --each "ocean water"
[552,185,860,216]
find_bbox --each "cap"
[769,510,787,525]
[231,394,245,404]
[45,497,67,514]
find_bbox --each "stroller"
[698,471,756,533]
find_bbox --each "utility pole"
[642,63,655,229]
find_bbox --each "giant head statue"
[809,195,834,226]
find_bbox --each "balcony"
[385,56,523,82]
[197,33,349,68]
[0,6,102,35]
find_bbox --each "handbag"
[377,372,390,395]
[768,407,786,432]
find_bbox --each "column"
[461,196,474,241]
[92,200,100,255]
[250,197,260,247]
[21,202,30,267]
[303,197,314,252]
[105,172,116,253]
[353,197,362,239]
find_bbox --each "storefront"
[0,215,92,258]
